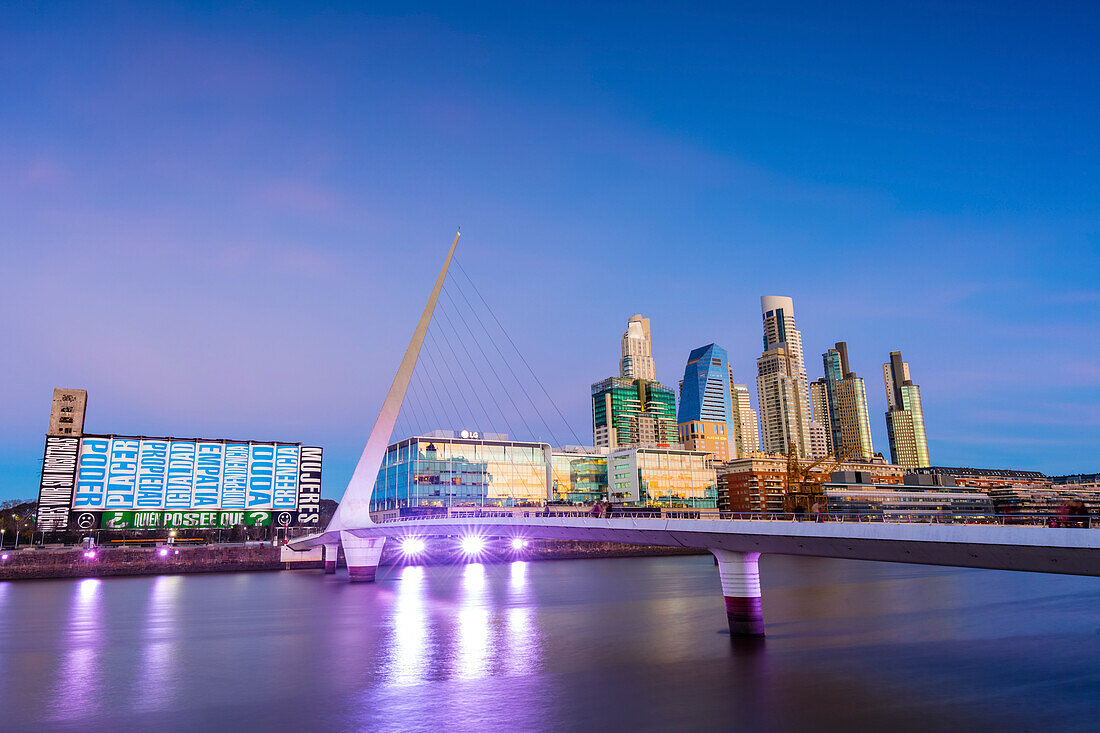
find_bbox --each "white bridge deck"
[290,516,1100,576]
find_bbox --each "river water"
[0,555,1097,732]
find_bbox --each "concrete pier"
[323,543,338,574]
[712,549,765,636]
[340,532,385,582]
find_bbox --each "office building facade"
[550,446,609,504]
[592,377,677,450]
[677,344,733,460]
[756,296,813,457]
[608,446,717,508]
[372,432,552,510]
[883,351,930,468]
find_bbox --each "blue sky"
[1,1,1098,502]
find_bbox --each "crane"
[783,444,858,514]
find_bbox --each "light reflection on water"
[51,578,102,720]
[135,575,182,711]
[388,565,428,686]
[455,563,490,680]
[0,555,1097,731]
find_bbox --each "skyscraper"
[756,296,813,457]
[814,342,874,460]
[883,351,930,468]
[620,314,656,381]
[808,421,829,459]
[809,379,830,446]
[677,344,733,460]
[730,382,760,458]
[592,377,677,450]
[821,346,844,451]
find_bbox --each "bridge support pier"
[340,532,385,582]
[711,549,764,637]
[323,544,339,574]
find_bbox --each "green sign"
[98,510,273,529]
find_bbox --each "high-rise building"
[814,342,874,460]
[756,296,813,457]
[592,377,677,450]
[809,379,830,445]
[730,382,760,458]
[620,314,656,381]
[808,421,829,458]
[883,351,930,468]
[821,346,844,450]
[677,344,733,461]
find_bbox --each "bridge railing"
[370,510,1098,528]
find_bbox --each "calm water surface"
[0,555,1098,732]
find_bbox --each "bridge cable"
[419,333,464,432]
[434,287,519,438]
[444,268,556,445]
[430,300,500,434]
[425,327,479,430]
[453,257,585,447]
[440,286,536,440]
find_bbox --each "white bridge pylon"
[327,230,460,534]
[287,231,1100,638]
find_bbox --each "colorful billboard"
[71,509,279,530]
[38,434,322,530]
[36,436,81,531]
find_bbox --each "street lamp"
[0,528,5,550]
[13,516,19,550]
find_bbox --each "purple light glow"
[510,538,529,550]
[1,554,8,561]
[83,550,96,559]
[460,536,486,556]
[159,548,169,557]
[401,538,426,555]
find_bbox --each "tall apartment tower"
[809,379,830,444]
[730,382,760,458]
[677,344,733,460]
[883,351,930,468]
[813,342,874,460]
[756,296,813,457]
[620,314,656,381]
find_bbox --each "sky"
[1,1,1098,502]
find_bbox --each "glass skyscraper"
[677,344,734,460]
[883,351,930,468]
[813,342,874,460]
